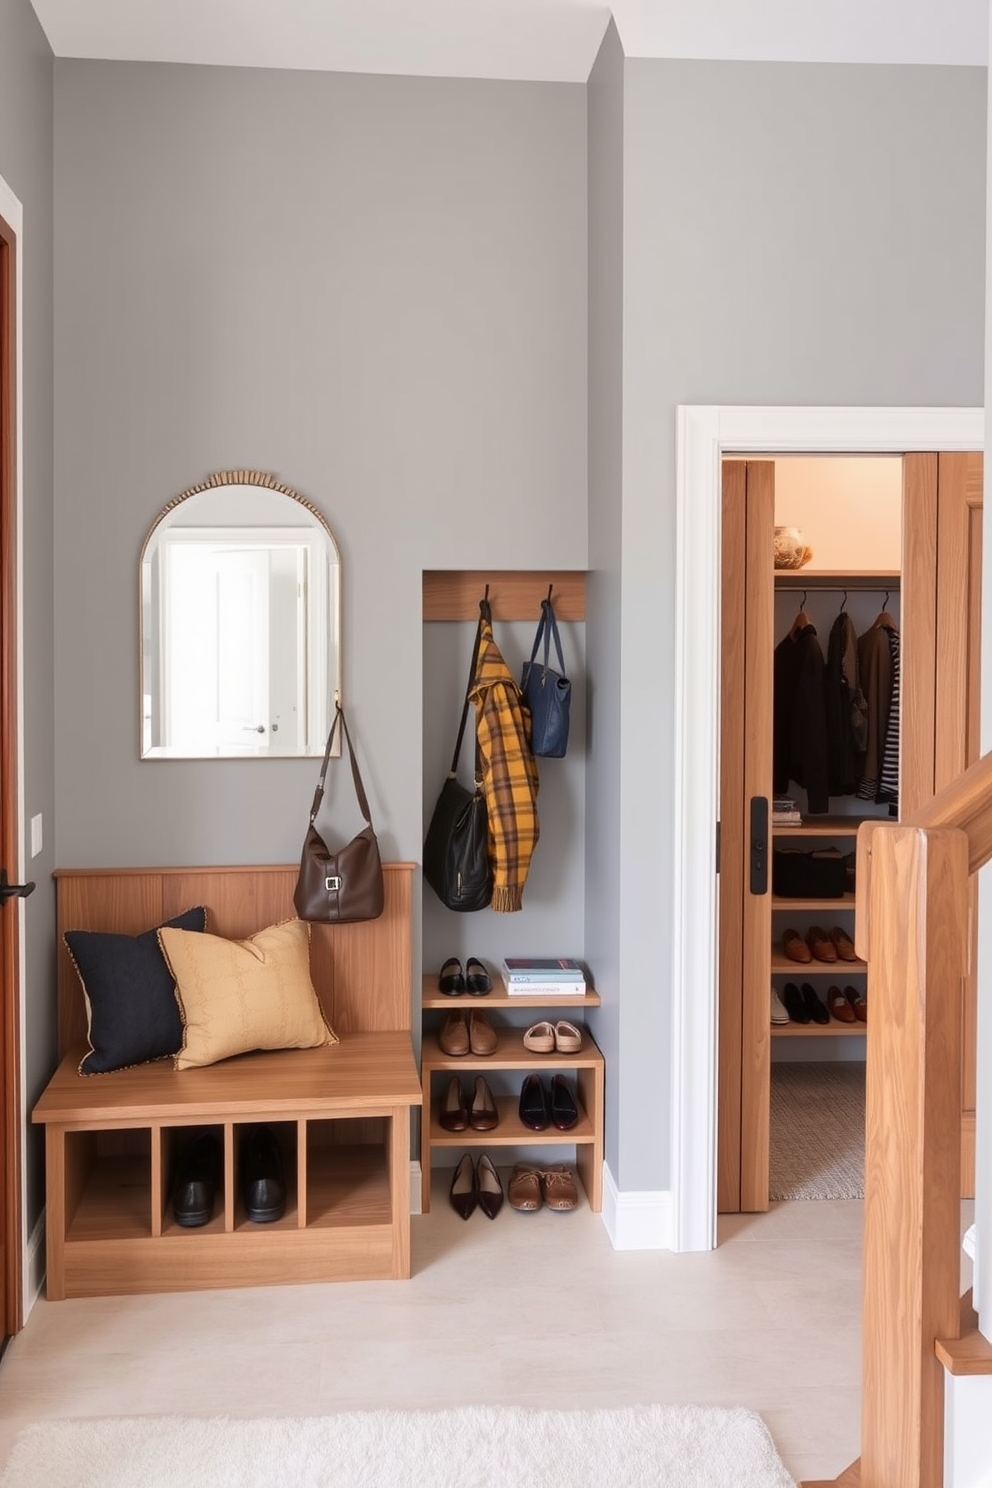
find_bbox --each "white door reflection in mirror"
[141,473,341,759]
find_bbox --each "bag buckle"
[324,875,342,892]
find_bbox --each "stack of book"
[500,957,587,996]
[772,795,802,826]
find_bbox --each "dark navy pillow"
[65,907,207,1075]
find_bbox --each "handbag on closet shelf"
[423,612,493,913]
[294,702,384,924]
[521,594,571,758]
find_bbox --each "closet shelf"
[771,951,867,975]
[772,893,856,911]
[771,1022,866,1039]
[774,569,900,591]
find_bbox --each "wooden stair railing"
[854,750,992,1488]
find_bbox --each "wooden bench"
[32,863,421,1299]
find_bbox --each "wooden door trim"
[674,405,983,1252]
[0,206,22,1332]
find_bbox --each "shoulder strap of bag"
[528,597,566,678]
[308,703,375,828]
[448,603,487,777]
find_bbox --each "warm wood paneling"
[56,863,416,1050]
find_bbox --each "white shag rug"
[0,1406,797,1488]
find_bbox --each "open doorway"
[670,406,984,1252]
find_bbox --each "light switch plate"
[30,814,42,858]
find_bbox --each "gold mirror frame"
[139,470,341,759]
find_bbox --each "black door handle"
[749,796,769,895]
[0,870,35,905]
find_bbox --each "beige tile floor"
[0,1182,974,1485]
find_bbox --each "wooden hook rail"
[422,570,586,621]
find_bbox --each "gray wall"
[54,60,587,874]
[603,57,986,1192]
[586,21,625,1182]
[0,0,56,1231]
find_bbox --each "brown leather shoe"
[782,928,812,963]
[541,1164,578,1211]
[469,1075,499,1131]
[438,1011,469,1057]
[507,1164,542,1212]
[827,985,856,1023]
[844,985,867,1022]
[829,925,858,962]
[468,1010,497,1056]
[806,925,838,962]
[438,1075,469,1129]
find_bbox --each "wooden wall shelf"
[423,570,586,622]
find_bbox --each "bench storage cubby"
[32,863,421,1299]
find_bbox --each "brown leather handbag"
[294,703,384,923]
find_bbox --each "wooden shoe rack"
[419,979,604,1212]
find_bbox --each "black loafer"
[172,1129,221,1227]
[241,1124,286,1223]
[550,1073,579,1131]
[518,1073,550,1131]
[438,957,465,995]
[781,982,810,1024]
[801,982,831,1025]
[465,956,492,995]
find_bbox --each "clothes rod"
[774,570,900,592]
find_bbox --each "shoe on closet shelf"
[476,1155,504,1219]
[519,1072,550,1131]
[827,986,857,1024]
[553,1020,582,1054]
[541,1164,579,1212]
[468,1010,497,1056]
[770,987,791,1026]
[781,982,810,1024]
[449,1153,477,1220]
[800,982,831,1025]
[550,1073,579,1131]
[828,925,858,962]
[523,1021,556,1054]
[439,1075,469,1131]
[438,957,465,995]
[508,1164,543,1212]
[469,1075,499,1131]
[465,956,492,995]
[782,929,812,964]
[805,925,838,963]
[439,1011,470,1057]
[844,985,867,1022]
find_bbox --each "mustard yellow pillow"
[158,917,337,1070]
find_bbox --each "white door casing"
[672,405,985,1252]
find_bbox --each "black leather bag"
[521,595,571,758]
[294,703,384,923]
[423,612,493,912]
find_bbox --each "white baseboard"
[409,1161,422,1216]
[945,1372,992,1488]
[25,1209,45,1318]
[601,1162,672,1250]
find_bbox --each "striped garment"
[468,618,540,913]
[878,626,900,805]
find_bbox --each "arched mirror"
[140,470,341,758]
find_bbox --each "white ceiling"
[27,0,990,83]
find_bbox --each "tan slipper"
[523,1021,555,1054]
[554,1020,582,1054]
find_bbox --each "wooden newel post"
[858,823,968,1488]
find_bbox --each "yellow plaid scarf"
[468,618,540,912]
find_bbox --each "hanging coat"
[468,616,540,912]
[856,624,895,803]
[824,610,868,796]
[773,623,830,814]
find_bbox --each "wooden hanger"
[789,591,810,638]
[873,591,897,629]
